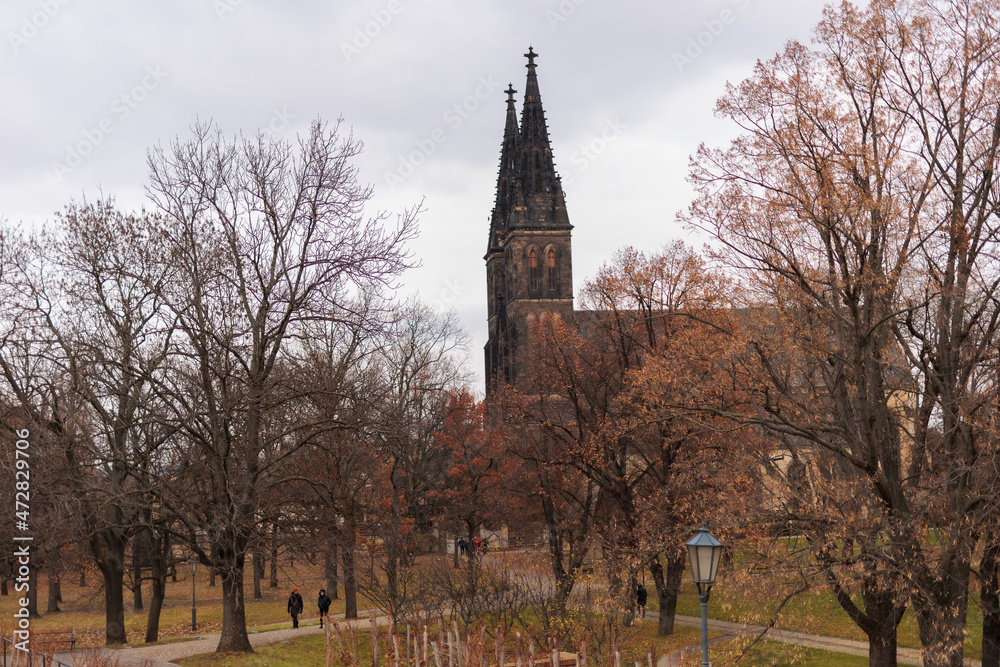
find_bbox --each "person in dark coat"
[287,587,304,628]
[636,583,648,618]
[317,588,332,628]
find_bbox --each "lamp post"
[189,556,198,633]
[686,524,723,667]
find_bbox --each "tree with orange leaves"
[687,2,1000,664]
[431,388,522,566]
[507,241,754,635]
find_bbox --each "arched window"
[546,246,559,292]
[528,247,540,292]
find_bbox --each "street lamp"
[686,524,723,667]
[189,556,198,633]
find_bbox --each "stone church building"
[485,48,575,393]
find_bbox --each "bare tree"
[359,300,468,624]
[0,202,175,644]
[145,118,417,652]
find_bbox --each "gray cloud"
[1,0,830,387]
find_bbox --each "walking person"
[317,588,332,628]
[287,587,304,629]
[637,583,648,618]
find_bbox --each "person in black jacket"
[636,583,648,618]
[287,587,304,628]
[317,588,332,628]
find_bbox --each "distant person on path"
[287,587,304,628]
[458,537,468,556]
[636,583,648,618]
[317,588,332,628]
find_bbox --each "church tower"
[485,48,574,394]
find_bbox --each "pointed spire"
[487,84,520,254]
[518,47,560,197]
[502,83,518,150]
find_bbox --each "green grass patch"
[645,573,984,660]
[705,638,870,666]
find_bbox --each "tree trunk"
[650,551,684,636]
[269,541,278,588]
[144,572,166,644]
[453,535,459,569]
[132,549,144,611]
[54,572,62,602]
[914,561,970,667]
[982,531,1000,667]
[387,541,399,617]
[343,542,358,619]
[46,565,61,613]
[210,566,217,587]
[216,555,253,653]
[79,566,87,587]
[253,551,263,600]
[824,559,905,667]
[92,534,127,644]
[325,545,339,600]
[868,624,899,667]
[859,589,904,667]
[100,564,126,642]
[27,565,40,618]
[144,532,170,643]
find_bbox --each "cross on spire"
[524,46,538,68]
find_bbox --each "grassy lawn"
[659,574,983,660]
[705,639,871,667]
[0,560,370,648]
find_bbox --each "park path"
[51,612,388,666]
[656,611,982,666]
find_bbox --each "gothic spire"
[487,84,520,254]
[518,46,561,197]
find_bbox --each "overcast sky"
[2,0,831,387]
